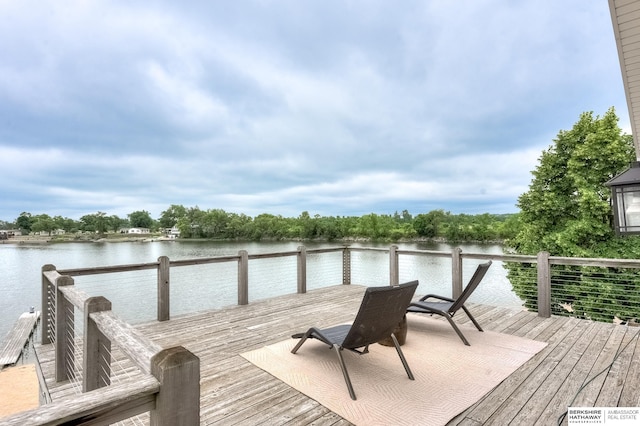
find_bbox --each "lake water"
[0,240,522,342]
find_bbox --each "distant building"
[127,228,150,234]
[1,229,22,238]
[38,229,66,236]
[166,226,181,237]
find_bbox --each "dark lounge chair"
[406,261,492,346]
[291,280,419,400]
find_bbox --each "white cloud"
[144,61,230,128]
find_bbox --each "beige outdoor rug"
[241,314,547,426]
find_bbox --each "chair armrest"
[419,294,456,303]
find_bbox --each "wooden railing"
[3,268,200,426]
[5,245,640,425]
[393,247,640,319]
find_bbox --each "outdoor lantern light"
[606,161,640,235]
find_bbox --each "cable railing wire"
[550,265,640,321]
[306,251,342,290]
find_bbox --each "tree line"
[1,208,519,242]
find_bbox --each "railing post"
[452,247,463,298]
[537,251,551,318]
[158,256,170,321]
[297,246,307,294]
[389,244,399,286]
[150,346,200,426]
[238,250,249,305]
[41,264,56,345]
[83,296,112,392]
[342,247,351,285]
[55,275,75,383]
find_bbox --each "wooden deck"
[35,285,640,425]
[0,311,40,368]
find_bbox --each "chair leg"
[444,314,471,346]
[291,330,313,354]
[333,344,357,400]
[462,305,484,332]
[390,334,414,380]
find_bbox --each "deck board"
[33,285,640,425]
[0,311,40,368]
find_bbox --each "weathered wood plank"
[282,401,334,425]
[618,327,640,406]
[570,324,629,408]
[202,374,292,423]
[250,392,320,425]
[482,309,533,333]
[483,318,596,424]
[593,325,638,407]
[454,316,585,425]
[511,321,611,425]
[214,387,306,425]
[90,311,162,374]
[0,311,40,367]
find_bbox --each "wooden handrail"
[90,311,162,375]
[57,284,90,309]
[1,375,160,426]
[549,256,640,268]
[59,261,160,276]
[168,254,240,267]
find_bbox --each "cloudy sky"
[0,0,631,222]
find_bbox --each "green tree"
[80,211,109,234]
[31,214,56,235]
[316,216,341,240]
[53,216,77,232]
[355,213,400,240]
[393,209,413,223]
[357,214,382,239]
[128,210,154,229]
[253,214,287,240]
[506,108,637,321]
[471,213,494,242]
[226,213,253,239]
[108,215,128,232]
[298,211,311,237]
[177,207,206,238]
[16,212,33,233]
[513,108,634,256]
[201,209,230,238]
[159,204,187,229]
[496,214,521,240]
[335,216,359,238]
[413,210,446,238]
[443,215,469,241]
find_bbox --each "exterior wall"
[127,228,150,234]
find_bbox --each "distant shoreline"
[2,235,171,244]
[2,234,505,246]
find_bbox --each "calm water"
[0,240,521,341]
